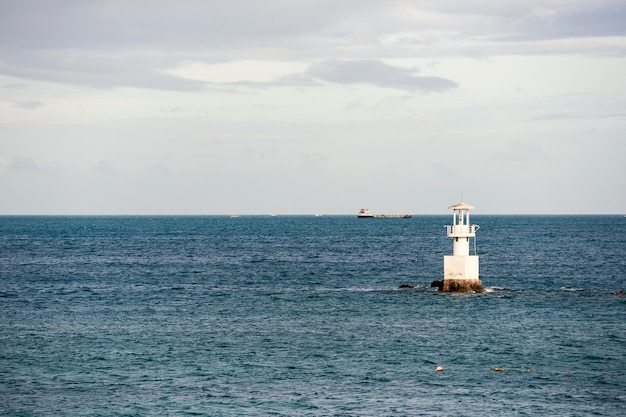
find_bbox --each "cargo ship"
[358,209,412,219]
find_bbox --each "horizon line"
[0,213,622,217]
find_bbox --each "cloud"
[307,60,457,92]
[220,60,456,92]
[94,160,120,175]
[0,50,207,91]
[8,157,53,174]
[11,100,44,109]
[508,3,626,41]
[0,1,624,92]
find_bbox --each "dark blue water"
[1,215,625,416]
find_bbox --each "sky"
[1,0,625,215]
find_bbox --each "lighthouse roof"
[449,202,475,210]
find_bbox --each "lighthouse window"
[455,237,458,242]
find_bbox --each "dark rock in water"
[430,280,443,290]
[398,284,414,289]
[613,290,624,296]
[431,279,484,292]
[441,279,483,293]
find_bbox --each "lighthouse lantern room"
[442,202,483,292]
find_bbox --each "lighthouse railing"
[446,224,478,236]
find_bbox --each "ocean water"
[1,215,624,416]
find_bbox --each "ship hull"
[357,214,412,219]
[357,209,411,219]
[373,214,412,219]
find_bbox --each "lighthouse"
[442,202,483,292]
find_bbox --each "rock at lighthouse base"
[441,279,483,293]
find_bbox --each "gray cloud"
[8,157,53,174]
[224,60,456,92]
[0,49,207,91]
[307,60,457,92]
[94,160,121,176]
[508,3,626,41]
[12,100,44,109]
[0,1,623,91]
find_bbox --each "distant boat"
[357,209,411,219]
[358,208,374,218]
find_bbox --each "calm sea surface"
[1,215,625,416]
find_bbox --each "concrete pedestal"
[443,255,482,293]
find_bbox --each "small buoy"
[527,369,532,373]
[435,366,444,372]
[492,367,505,372]
[564,371,570,375]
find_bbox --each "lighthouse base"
[441,278,483,293]
[442,255,482,293]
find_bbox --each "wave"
[482,286,504,293]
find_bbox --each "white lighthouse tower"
[442,202,483,292]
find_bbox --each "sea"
[1,215,624,416]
